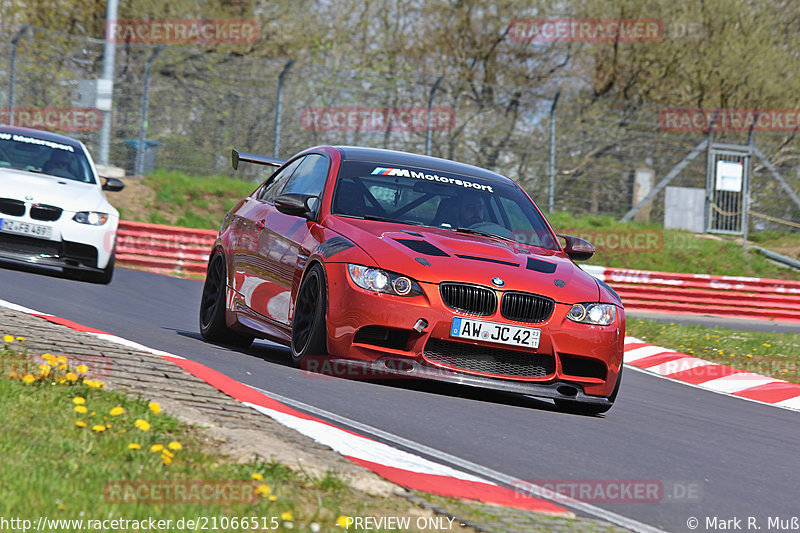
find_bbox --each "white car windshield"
[0,133,95,184]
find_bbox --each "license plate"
[0,218,53,239]
[450,317,541,349]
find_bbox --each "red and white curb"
[0,298,566,516]
[624,337,800,411]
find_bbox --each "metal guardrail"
[582,265,800,322]
[116,220,215,276]
[115,221,800,321]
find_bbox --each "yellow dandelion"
[84,379,105,389]
[22,374,35,384]
[57,503,65,511]
[3,334,15,342]
[746,354,753,358]
[161,449,174,458]
[74,405,88,414]
[254,484,271,497]
[65,373,78,382]
[57,364,68,371]
[161,455,173,466]
[75,421,87,428]
[336,516,349,528]
[280,511,293,522]
[134,419,151,432]
[148,402,161,414]
[42,353,56,362]
[762,343,772,347]
[92,425,106,432]
[269,494,277,501]
[128,443,141,450]
[167,441,182,451]
[73,396,86,405]
[76,364,88,373]
[109,406,125,416]
[38,364,51,377]
[150,444,164,453]
[56,355,68,364]
[15,336,25,341]
[251,473,264,481]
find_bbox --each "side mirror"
[101,177,125,192]
[558,234,594,261]
[274,193,317,218]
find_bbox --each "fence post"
[7,25,30,126]
[273,59,295,159]
[98,0,119,166]
[426,76,443,156]
[136,45,164,177]
[548,91,560,213]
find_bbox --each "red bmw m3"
[199,145,624,414]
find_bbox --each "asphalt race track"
[1,263,798,533]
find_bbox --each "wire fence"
[2,24,799,232]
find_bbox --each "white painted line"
[648,357,713,376]
[245,401,487,483]
[250,385,667,533]
[702,374,781,394]
[624,336,645,345]
[776,396,800,409]
[624,345,672,362]
[624,364,800,413]
[0,298,51,315]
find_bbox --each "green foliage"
[627,319,800,384]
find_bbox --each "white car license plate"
[0,218,53,239]
[450,317,541,349]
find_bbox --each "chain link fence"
[2,23,799,231]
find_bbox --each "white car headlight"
[567,303,617,326]
[347,264,421,297]
[73,212,109,226]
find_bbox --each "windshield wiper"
[454,226,514,242]
[361,214,423,226]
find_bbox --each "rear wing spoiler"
[231,148,286,170]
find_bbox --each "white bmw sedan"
[0,126,124,283]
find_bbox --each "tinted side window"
[280,154,329,213]
[257,157,304,202]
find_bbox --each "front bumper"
[302,355,613,406]
[323,262,624,398]
[0,231,107,271]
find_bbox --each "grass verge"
[547,212,800,280]
[626,319,800,384]
[0,336,458,532]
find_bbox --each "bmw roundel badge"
[491,277,505,287]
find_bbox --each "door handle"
[255,219,265,231]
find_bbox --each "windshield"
[0,132,95,184]
[332,161,559,250]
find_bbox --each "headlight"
[73,212,109,226]
[347,264,422,297]
[567,303,616,326]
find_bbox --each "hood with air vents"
[325,217,600,302]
